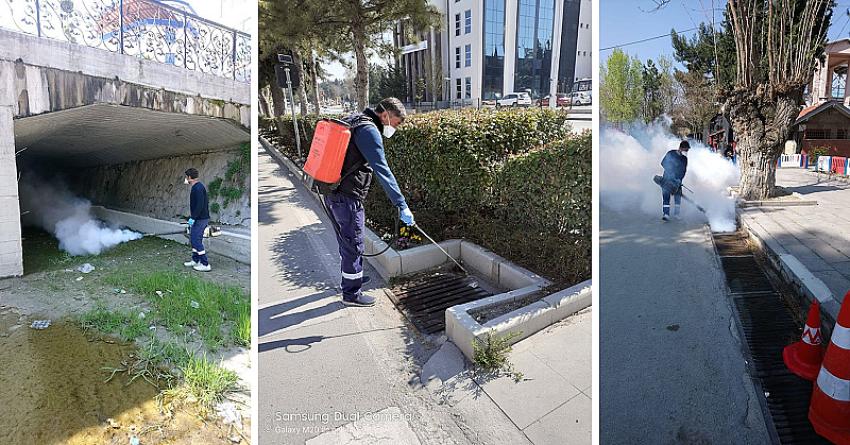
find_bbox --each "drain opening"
[714,231,830,445]
[386,272,492,334]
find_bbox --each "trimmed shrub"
[261,108,590,286]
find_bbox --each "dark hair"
[679,140,690,149]
[185,168,199,179]
[376,97,407,123]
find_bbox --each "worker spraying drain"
[304,97,416,307]
[657,140,696,221]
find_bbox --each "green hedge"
[261,109,590,286]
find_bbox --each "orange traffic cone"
[783,300,823,381]
[810,291,850,444]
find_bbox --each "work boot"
[342,293,376,307]
[183,260,198,267]
[662,214,670,222]
[193,263,212,272]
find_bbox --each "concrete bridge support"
[0,106,22,277]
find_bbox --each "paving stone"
[523,394,591,445]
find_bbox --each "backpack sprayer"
[304,118,469,274]
[652,175,706,213]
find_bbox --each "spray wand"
[652,175,707,213]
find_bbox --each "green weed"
[472,330,524,382]
[163,354,238,412]
[80,305,148,342]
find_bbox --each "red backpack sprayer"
[303,118,470,275]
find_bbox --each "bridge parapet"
[1,0,250,83]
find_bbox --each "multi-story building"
[395,0,591,104]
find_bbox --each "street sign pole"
[284,67,302,161]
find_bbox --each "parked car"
[496,92,532,107]
[570,90,592,106]
[537,94,570,107]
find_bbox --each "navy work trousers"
[190,218,210,266]
[325,193,365,301]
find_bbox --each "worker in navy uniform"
[322,97,414,307]
[660,140,689,221]
[183,168,211,272]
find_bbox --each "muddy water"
[0,311,235,445]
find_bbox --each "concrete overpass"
[0,4,251,277]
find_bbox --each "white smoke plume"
[19,175,142,255]
[600,117,739,233]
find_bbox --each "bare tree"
[725,0,833,199]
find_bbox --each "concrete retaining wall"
[71,149,250,227]
[0,107,22,277]
[91,206,250,264]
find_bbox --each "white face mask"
[383,125,396,139]
[184,177,190,185]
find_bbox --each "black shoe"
[662,214,670,222]
[342,294,376,307]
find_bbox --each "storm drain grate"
[714,233,830,445]
[721,256,776,294]
[387,273,492,334]
[713,233,754,257]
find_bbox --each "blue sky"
[601,0,850,67]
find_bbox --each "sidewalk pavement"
[474,309,591,444]
[258,144,590,445]
[740,168,850,320]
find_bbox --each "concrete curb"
[446,280,592,360]
[91,206,251,264]
[738,212,838,323]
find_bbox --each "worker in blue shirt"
[183,168,212,271]
[660,140,689,221]
[322,97,414,307]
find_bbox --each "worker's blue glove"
[400,207,415,226]
[188,218,195,227]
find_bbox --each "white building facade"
[396,0,591,104]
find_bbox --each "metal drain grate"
[387,273,492,334]
[713,233,754,257]
[714,232,830,445]
[720,256,776,294]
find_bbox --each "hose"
[316,191,399,257]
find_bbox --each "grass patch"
[105,271,249,349]
[163,354,238,412]
[472,330,524,382]
[232,301,251,346]
[80,305,149,342]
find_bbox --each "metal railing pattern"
[1,0,250,82]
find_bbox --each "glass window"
[456,13,461,36]
[833,66,847,99]
[482,0,506,100]
[456,47,461,69]
[456,78,462,100]
[514,0,555,98]
[465,44,471,67]
[465,10,472,34]
[465,77,472,99]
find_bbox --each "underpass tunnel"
[13,103,252,273]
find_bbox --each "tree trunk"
[307,50,321,115]
[728,91,800,200]
[258,89,271,117]
[291,51,309,116]
[269,81,287,117]
[352,25,369,110]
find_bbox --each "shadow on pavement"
[258,326,407,354]
[258,290,341,337]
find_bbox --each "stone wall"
[70,149,250,227]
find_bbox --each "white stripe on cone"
[817,366,850,402]
[831,324,850,350]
